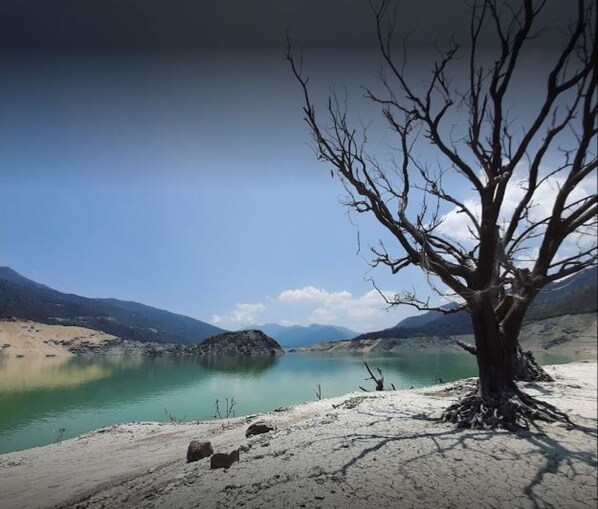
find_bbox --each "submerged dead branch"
[359,362,396,391]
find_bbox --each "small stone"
[245,421,275,438]
[186,440,213,462]
[210,450,240,470]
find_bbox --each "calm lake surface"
[0,350,575,454]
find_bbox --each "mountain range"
[354,266,597,341]
[244,323,358,348]
[0,267,358,347]
[2,265,594,347]
[0,267,225,344]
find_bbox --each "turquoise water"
[0,350,574,454]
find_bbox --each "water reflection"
[196,354,280,374]
[0,355,112,392]
[359,352,478,388]
[0,350,583,454]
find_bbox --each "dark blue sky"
[1,1,584,331]
[1,0,572,52]
[2,49,421,331]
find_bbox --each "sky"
[0,1,588,332]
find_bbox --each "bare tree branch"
[288,0,596,430]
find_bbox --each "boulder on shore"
[210,450,240,470]
[245,421,275,438]
[186,440,213,462]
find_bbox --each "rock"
[210,449,240,470]
[186,440,213,462]
[245,421,275,438]
[198,330,283,357]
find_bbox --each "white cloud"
[437,169,596,259]
[436,199,481,243]
[278,286,396,330]
[211,302,266,328]
[212,285,413,332]
[511,247,540,271]
[278,319,299,327]
[309,307,338,324]
[278,286,352,304]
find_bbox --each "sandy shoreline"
[0,320,118,357]
[1,361,596,509]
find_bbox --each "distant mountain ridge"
[355,266,598,341]
[0,267,226,344]
[245,323,358,348]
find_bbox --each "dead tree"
[359,362,397,391]
[456,340,478,356]
[360,361,384,391]
[456,340,553,382]
[315,383,322,400]
[214,397,237,419]
[288,0,596,430]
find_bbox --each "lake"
[0,350,575,454]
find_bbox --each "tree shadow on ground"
[523,382,554,396]
[328,407,596,508]
[518,421,598,508]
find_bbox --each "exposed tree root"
[441,386,573,431]
[515,349,554,382]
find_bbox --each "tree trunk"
[456,339,554,382]
[472,299,517,399]
[442,298,569,430]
